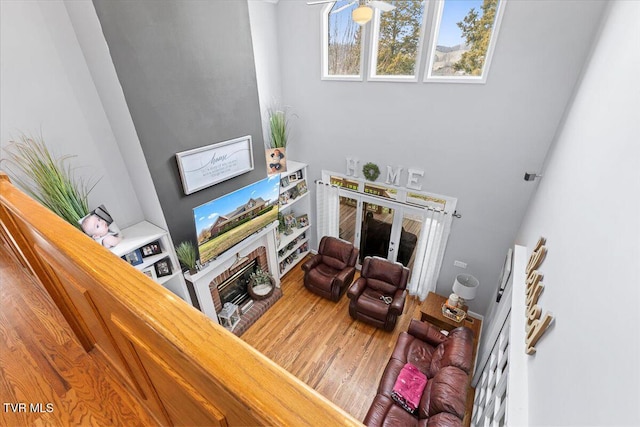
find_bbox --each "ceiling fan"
[307,0,396,26]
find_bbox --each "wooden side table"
[416,292,482,372]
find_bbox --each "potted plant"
[248,267,274,300]
[175,241,198,275]
[1,133,96,228]
[265,104,293,175]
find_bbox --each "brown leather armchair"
[347,256,409,331]
[301,236,358,301]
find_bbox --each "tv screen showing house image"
[193,175,280,265]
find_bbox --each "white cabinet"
[111,221,192,304]
[277,161,311,277]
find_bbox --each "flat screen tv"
[193,175,280,265]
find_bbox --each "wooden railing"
[0,173,362,427]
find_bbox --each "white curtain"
[408,209,452,301]
[315,181,339,241]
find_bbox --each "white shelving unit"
[111,221,191,304]
[277,161,311,278]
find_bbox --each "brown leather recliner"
[301,236,358,301]
[347,256,409,331]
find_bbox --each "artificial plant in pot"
[1,133,96,228]
[175,241,198,274]
[248,267,274,300]
[265,105,292,175]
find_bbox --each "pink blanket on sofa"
[391,363,427,413]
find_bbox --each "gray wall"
[273,0,608,314]
[93,0,266,246]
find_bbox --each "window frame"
[321,1,365,81]
[423,0,507,84]
[367,3,429,83]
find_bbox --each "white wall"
[0,0,143,228]
[516,1,640,424]
[273,0,608,314]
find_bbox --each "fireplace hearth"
[217,259,256,308]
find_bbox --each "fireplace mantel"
[184,221,280,323]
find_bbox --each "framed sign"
[176,135,254,195]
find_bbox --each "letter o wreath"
[362,163,380,182]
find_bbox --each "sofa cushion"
[426,412,464,427]
[429,327,474,377]
[364,394,422,427]
[390,332,438,376]
[418,366,469,420]
[354,288,391,318]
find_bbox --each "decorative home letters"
[524,237,554,355]
[346,158,425,191]
[346,157,360,178]
[385,166,403,186]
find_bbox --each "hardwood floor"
[0,243,420,425]
[242,264,421,422]
[0,245,158,427]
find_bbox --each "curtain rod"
[314,180,462,219]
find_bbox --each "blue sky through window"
[436,0,483,47]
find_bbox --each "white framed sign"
[175,135,254,195]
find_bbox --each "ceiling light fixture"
[352,5,373,25]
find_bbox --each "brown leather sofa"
[347,256,409,331]
[364,319,474,427]
[302,236,358,301]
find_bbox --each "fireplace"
[184,222,282,336]
[217,259,256,308]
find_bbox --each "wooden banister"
[0,174,362,426]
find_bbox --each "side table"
[416,292,482,372]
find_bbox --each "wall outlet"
[453,260,467,269]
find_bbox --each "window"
[320,0,505,83]
[425,0,504,82]
[323,1,364,80]
[369,0,427,80]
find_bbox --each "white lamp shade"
[453,274,479,301]
[352,5,373,25]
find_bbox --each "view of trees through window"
[430,0,500,77]
[327,0,362,76]
[323,0,502,81]
[375,0,425,76]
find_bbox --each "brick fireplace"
[184,222,281,336]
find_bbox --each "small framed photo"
[284,213,297,229]
[288,172,298,183]
[141,240,162,257]
[296,169,303,180]
[142,266,157,280]
[123,249,143,266]
[289,186,299,200]
[154,257,173,277]
[280,176,290,187]
[296,214,309,228]
[296,180,307,195]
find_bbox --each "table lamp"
[452,274,479,309]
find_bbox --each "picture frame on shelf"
[296,169,303,180]
[154,257,173,277]
[296,214,309,228]
[140,240,162,257]
[289,186,299,200]
[284,213,297,229]
[296,180,307,195]
[123,249,143,266]
[142,266,157,280]
[288,172,298,183]
[281,176,289,187]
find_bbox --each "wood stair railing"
[0,173,362,427]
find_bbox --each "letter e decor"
[524,237,554,355]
